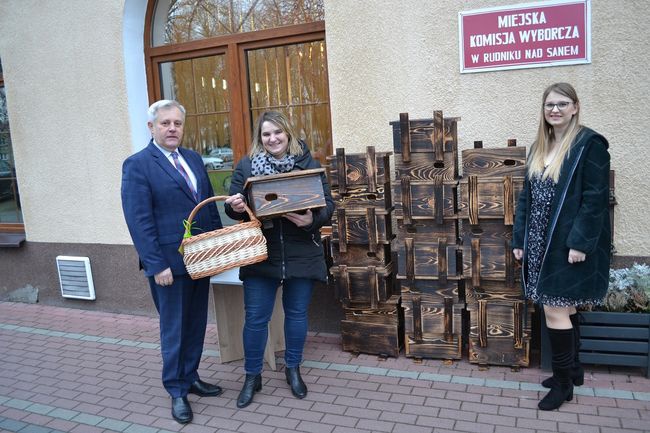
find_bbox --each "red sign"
[459,0,590,73]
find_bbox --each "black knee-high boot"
[542,313,584,388]
[539,328,574,411]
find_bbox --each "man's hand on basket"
[154,267,174,287]
[225,193,246,213]
[284,209,313,227]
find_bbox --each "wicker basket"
[181,196,268,279]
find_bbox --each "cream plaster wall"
[324,0,650,257]
[0,0,134,244]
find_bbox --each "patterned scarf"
[251,152,296,176]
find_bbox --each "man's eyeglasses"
[544,102,573,111]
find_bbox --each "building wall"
[0,0,647,320]
[324,0,650,258]
[0,0,134,245]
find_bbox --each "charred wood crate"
[329,262,398,309]
[459,220,513,246]
[327,146,392,209]
[460,235,519,289]
[578,311,650,378]
[457,175,524,226]
[397,238,462,282]
[340,295,403,357]
[461,140,526,178]
[399,278,465,305]
[332,243,392,268]
[466,282,522,303]
[467,299,534,367]
[331,207,394,252]
[391,111,460,181]
[397,217,458,248]
[402,292,464,359]
[394,175,458,225]
[245,168,327,219]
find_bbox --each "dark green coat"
[513,127,611,303]
[225,143,334,282]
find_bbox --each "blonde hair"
[528,83,582,182]
[249,111,304,158]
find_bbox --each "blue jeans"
[242,276,313,374]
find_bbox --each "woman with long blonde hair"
[513,83,610,411]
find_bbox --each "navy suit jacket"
[121,140,222,277]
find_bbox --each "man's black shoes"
[171,397,192,424]
[189,379,223,397]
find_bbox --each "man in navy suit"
[121,100,223,424]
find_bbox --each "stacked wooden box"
[327,146,403,357]
[458,140,534,367]
[390,111,465,360]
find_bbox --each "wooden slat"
[337,208,347,253]
[433,110,444,162]
[514,300,523,349]
[405,237,415,281]
[400,112,411,162]
[471,238,481,288]
[581,339,648,353]
[366,207,378,253]
[505,238,515,288]
[503,175,514,225]
[341,265,350,307]
[478,300,488,347]
[413,295,423,343]
[401,175,413,225]
[365,146,377,193]
[468,175,479,225]
[581,352,648,367]
[438,238,448,285]
[444,296,453,342]
[433,176,444,224]
[335,147,347,194]
[369,266,378,310]
[581,326,649,339]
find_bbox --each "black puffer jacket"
[225,143,334,281]
[513,127,611,303]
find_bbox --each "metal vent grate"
[56,256,96,300]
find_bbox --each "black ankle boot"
[539,328,574,411]
[285,366,307,399]
[542,314,584,388]
[237,374,262,408]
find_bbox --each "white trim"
[122,0,150,152]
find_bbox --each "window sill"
[0,232,26,247]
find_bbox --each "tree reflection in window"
[162,0,324,44]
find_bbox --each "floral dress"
[525,175,600,307]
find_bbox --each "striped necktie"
[170,152,198,201]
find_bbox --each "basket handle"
[186,195,258,227]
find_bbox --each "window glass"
[159,55,233,197]
[247,41,330,160]
[152,0,324,46]
[0,84,23,224]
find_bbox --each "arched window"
[145,0,331,195]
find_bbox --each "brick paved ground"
[0,301,648,433]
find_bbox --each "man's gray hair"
[147,100,186,123]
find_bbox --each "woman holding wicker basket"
[225,111,334,408]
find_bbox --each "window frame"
[0,69,24,233]
[143,2,330,163]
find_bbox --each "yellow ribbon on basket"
[178,219,196,255]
